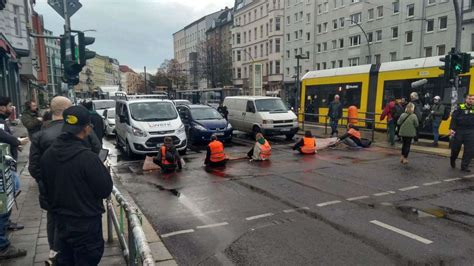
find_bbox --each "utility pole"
[452,0,463,109]
[295,54,309,112]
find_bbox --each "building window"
[287,16,290,25]
[322,62,327,69]
[275,38,281,52]
[323,22,328,32]
[349,35,361,46]
[332,40,337,49]
[405,31,413,44]
[348,57,359,66]
[261,25,264,38]
[287,33,290,42]
[323,42,328,51]
[437,44,446,55]
[367,32,373,43]
[286,67,290,76]
[340,17,345,27]
[425,46,433,57]
[317,24,322,33]
[237,33,241,44]
[376,30,382,41]
[439,16,448,30]
[393,1,400,13]
[275,61,281,74]
[407,4,415,18]
[427,0,436,5]
[375,54,381,64]
[286,50,290,58]
[426,19,434,32]
[237,68,242,79]
[306,32,311,41]
[333,19,338,29]
[368,8,374,20]
[331,61,336,68]
[390,52,397,61]
[261,44,264,57]
[13,5,22,37]
[269,40,273,54]
[276,17,281,31]
[294,31,298,39]
[366,55,371,64]
[316,63,321,70]
[338,60,343,67]
[307,13,311,22]
[339,38,344,48]
[350,13,361,24]
[392,27,398,39]
[377,6,383,17]
[317,43,322,52]
[255,27,257,40]
[237,50,241,61]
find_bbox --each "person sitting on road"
[337,124,371,148]
[247,133,272,161]
[205,134,228,167]
[153,137,182,173]
[293,131,316,154]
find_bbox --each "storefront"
[0,34,21,116]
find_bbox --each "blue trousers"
[432,119,441,143]
[0,211,11,250]
[330,119,339,135]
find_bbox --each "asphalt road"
[104,134,474,265]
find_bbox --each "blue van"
[177,105,233,144]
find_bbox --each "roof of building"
[119,65,135,73]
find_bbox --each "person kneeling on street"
[293,131,316,154]
[205,134,228,167]
[154,137,182,172]
[338,124,371,148]
[247,133,272,161]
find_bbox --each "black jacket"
[21,110,42,137]
[328,101,343,120]
[40,133,113,217]
[0,117,20,160]
[90,111,105,143]
[450,103,474,131]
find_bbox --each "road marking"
[370,220,433,245]
[423,181,442,186]
[162,229,195,238]
[346,196,370,201]
[373,191,396,197]
[246,213,274,221]
[444,177,462,182]
[317,200,342,207]
[399,186,420,192]
[464,174,474,179]
[283,207,309,213]
[196,222,229,229]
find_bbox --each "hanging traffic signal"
[439,54,452,81]
[77,31,96,67]
[461,52,473,74]
[0,0,7,10]
[451,52,463,75]
[60,33,80,85]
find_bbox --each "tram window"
[306,83,362,108]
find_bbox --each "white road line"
[423,181,442,186]
[346,196,370,201]
[444,177,462,182]
[162,229,195,238]
[370,220,433,244]
[399,186,420,192]
[373,191,396,197]
[317,200,342,207]
[464,174,474,179]
[283,207,309,213]
[196,222,229,229]
[245,213,274,221]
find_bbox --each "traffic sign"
[48,0,82,19]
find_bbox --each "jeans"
[12,171,20,194]
[432,119,441,143]
[401,137,413,158]
[330,119,339,135]
[0,211,10,250]
[387,120,396,145]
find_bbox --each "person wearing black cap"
[81,101,105,145]
[40,105,113,265]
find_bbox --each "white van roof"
[225,96,281,100]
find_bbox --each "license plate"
[216,133,225,136]
[281,128,291,132]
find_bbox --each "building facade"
[75,54,121,98]
[231,0,285,96]
[44,29,63,98]
[119,65,143,94]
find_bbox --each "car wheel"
[285,134,295,141]
[125,140,135,159]
[179,148,187,155]
[115,134,121,148]
[188,130,196,145]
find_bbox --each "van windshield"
[129,102,178,122]
[255,99,288,112]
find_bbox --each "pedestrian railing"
[106,186,155,266]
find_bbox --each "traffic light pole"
[62,0,77,103]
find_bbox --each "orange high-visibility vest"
[348,128,361,140]
[348,105,358,125]
[301,137,316,154]
[259,140,272,160]
[161,146,172,165]
[209,140,226,162]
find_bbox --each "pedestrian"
[328,95,343,136]
[20,100,42,138]
[449,94,474,172]
[398,103,419,164]
[28,96,102,264]
[205,134,227,167]
[293,131,316,154]
[40,105,113,265]
[0,96,28,260]
[429,96,446,147]
[337,124,371,148]
[247,133,271,161]
[81,101,105,144]
[409,92,423,143]
[217,102,228,120]
[153,137,182,172]
[380,98,396,146]
[393,98,405,141]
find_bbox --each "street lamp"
[295,54,309,112]
[346,18,372,64]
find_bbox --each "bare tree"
[197,39,232,88]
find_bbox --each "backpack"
[391,104,403,120]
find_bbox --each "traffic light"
[439,54,452,81]
[0,0,7,11]
[76,31,96,67]
[60,31,96,85]
[461,52,473,74]
[451,52,463,76]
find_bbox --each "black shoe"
[433,142,438,147]
[0,245,27,260]
[450,158,456,169]
[7,222,24,231]
[461,168,471,173]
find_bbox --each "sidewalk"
[2,124,176,265]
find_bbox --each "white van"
[223,96,298,140]
[115,93,187,157]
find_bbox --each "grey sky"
[35,0,234,73]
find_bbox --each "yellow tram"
[300,55,474,136]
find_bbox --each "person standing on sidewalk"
[20,101,43,138]
[29,97,102,264]
[429,96,445,147]
[81,101,105,145]
[398,103,419,164]
[449,94,474,172]
[380,98,396,146]
[409,92,423,143]
[40,105,113,265]
[393,99,405,141]
[328,95,343,136]
[0,96,28,259]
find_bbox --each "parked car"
[115,93,187,157]
[173,99,191,107]
[103,108,116,136]
[177,104,233,144]
[223,96,298,140]
[93,99,115,118]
